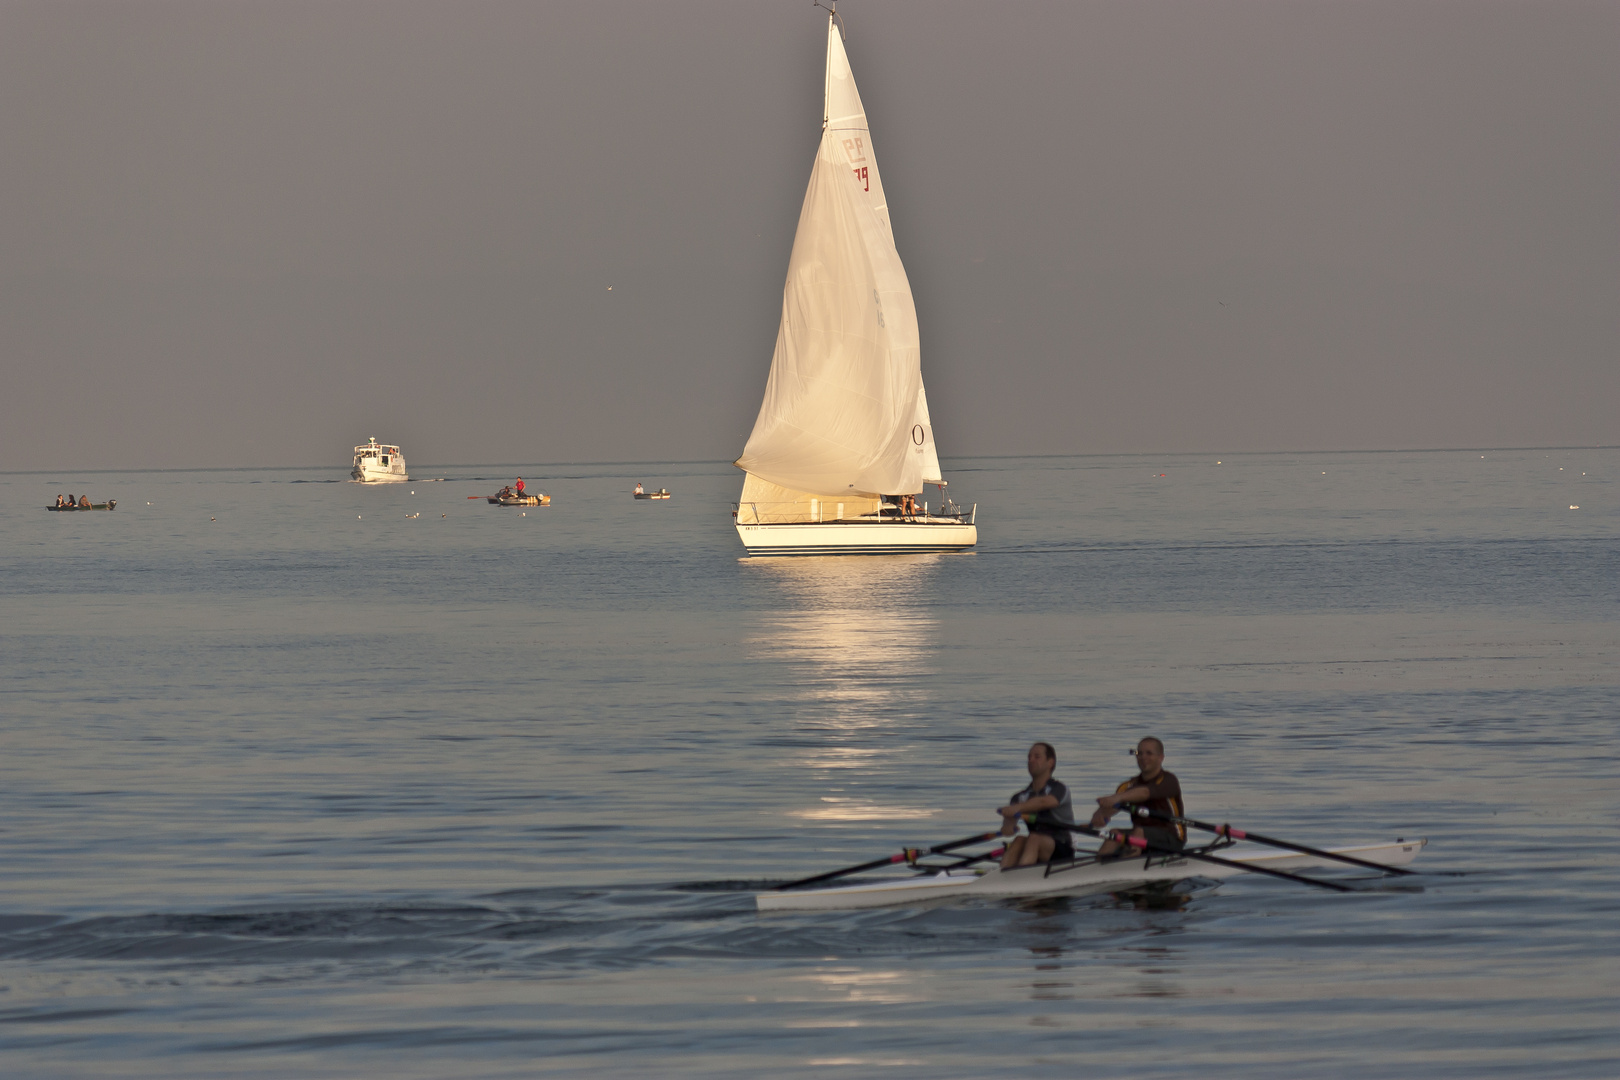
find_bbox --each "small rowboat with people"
[757,810,1428,912]
[633,487,670,500]
[490,493,548,506]
[48,498,116,511]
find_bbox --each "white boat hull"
[756,839,1426,911]
[351,462,409,483]
[736,519,977,556]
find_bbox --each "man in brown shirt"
[1090,736,1186,857]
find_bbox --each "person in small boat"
[515,477,525,496]
[1091,736,1186,857]
[79,495,91,507]
[497,485,512,499]
[634,482,644,495]
[55,494,66,508]
[997,742,1076,868]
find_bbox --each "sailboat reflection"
[746,555,945,823]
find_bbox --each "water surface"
[2,450,1617,1076]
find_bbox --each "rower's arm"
[997,793,1060,834]
[1089,786,1151,827]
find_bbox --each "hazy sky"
[2,0,1615,469]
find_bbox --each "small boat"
[47,500,117,512]
[633,488,671,500]
[731,16,976,556]
[758,839,1426,912]
[487,492,549,506]
[350,437,409,483]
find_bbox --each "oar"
[1065,823,1355,893]
[1124,806,1416,876]
[773,830,1004,892]
[924,845,1009,871]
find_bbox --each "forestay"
[736,19,939,507]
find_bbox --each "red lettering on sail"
[854,166,869,191]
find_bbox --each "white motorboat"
[732,15,976,556]
[757,839,1427,912]
[350,437,408,483]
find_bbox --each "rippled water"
[2,450,1617,1077]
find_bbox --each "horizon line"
[4,443,1617,476]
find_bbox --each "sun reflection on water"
[745,555,947,817]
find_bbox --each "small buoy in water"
[410,490,415,494]
[521,511,526,517]
[358,515,362,519]
[1571,505,1580,510]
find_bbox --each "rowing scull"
[756,839,1425,912]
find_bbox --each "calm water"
[2,450,1617,1077]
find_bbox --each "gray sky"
[2,0,1615,470]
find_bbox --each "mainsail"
[736,18,940,521]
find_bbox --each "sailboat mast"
[822,12,832,131]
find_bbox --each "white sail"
[736,19,931,501]
[912,384,942,486]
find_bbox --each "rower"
[634,482,644,494]
[1091,736,1186,857]
[997,742,1076,868]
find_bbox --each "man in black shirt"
[1091,736,1186,857]
[997,742,1076,869]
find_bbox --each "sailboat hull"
[736,520,976,556]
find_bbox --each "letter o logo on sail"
[912,425,926,445]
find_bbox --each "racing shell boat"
[757,839,1426,912]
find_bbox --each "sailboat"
[732,13,977,556]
